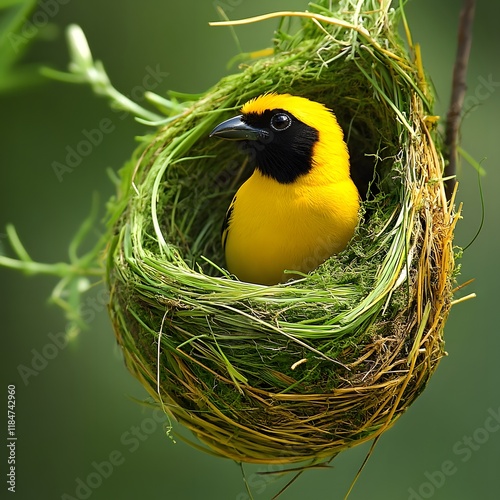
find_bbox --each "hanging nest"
[106,0,460,465]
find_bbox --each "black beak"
[209,115,268,141]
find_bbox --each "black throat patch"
[241,109,319,184]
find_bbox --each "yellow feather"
[221,94,360,285]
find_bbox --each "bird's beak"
[209,115,268,141]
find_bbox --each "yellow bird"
[210,93,360,285]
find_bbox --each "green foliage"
[0,0,44,92]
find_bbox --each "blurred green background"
[1,1,499,499]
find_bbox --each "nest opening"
[155,59,400,279]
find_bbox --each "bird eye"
[270,113,292,131]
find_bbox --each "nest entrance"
[155,59,399,276]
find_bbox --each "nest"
[106,0,459,465]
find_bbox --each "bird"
[209,93,360,285]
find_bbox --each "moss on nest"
[104,0,459,464]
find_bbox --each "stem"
[444,0,476,199]
[0,255,101,277]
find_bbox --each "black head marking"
[241,109,319,184]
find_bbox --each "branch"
[444,0,476,199]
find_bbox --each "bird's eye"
[270,113,292,131]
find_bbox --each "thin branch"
[444,0,476,199]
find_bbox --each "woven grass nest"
[106,0,460,465]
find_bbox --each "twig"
[444,0,476,199]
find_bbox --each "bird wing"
[221,195,236,251]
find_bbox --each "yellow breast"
[224,169,360,285]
